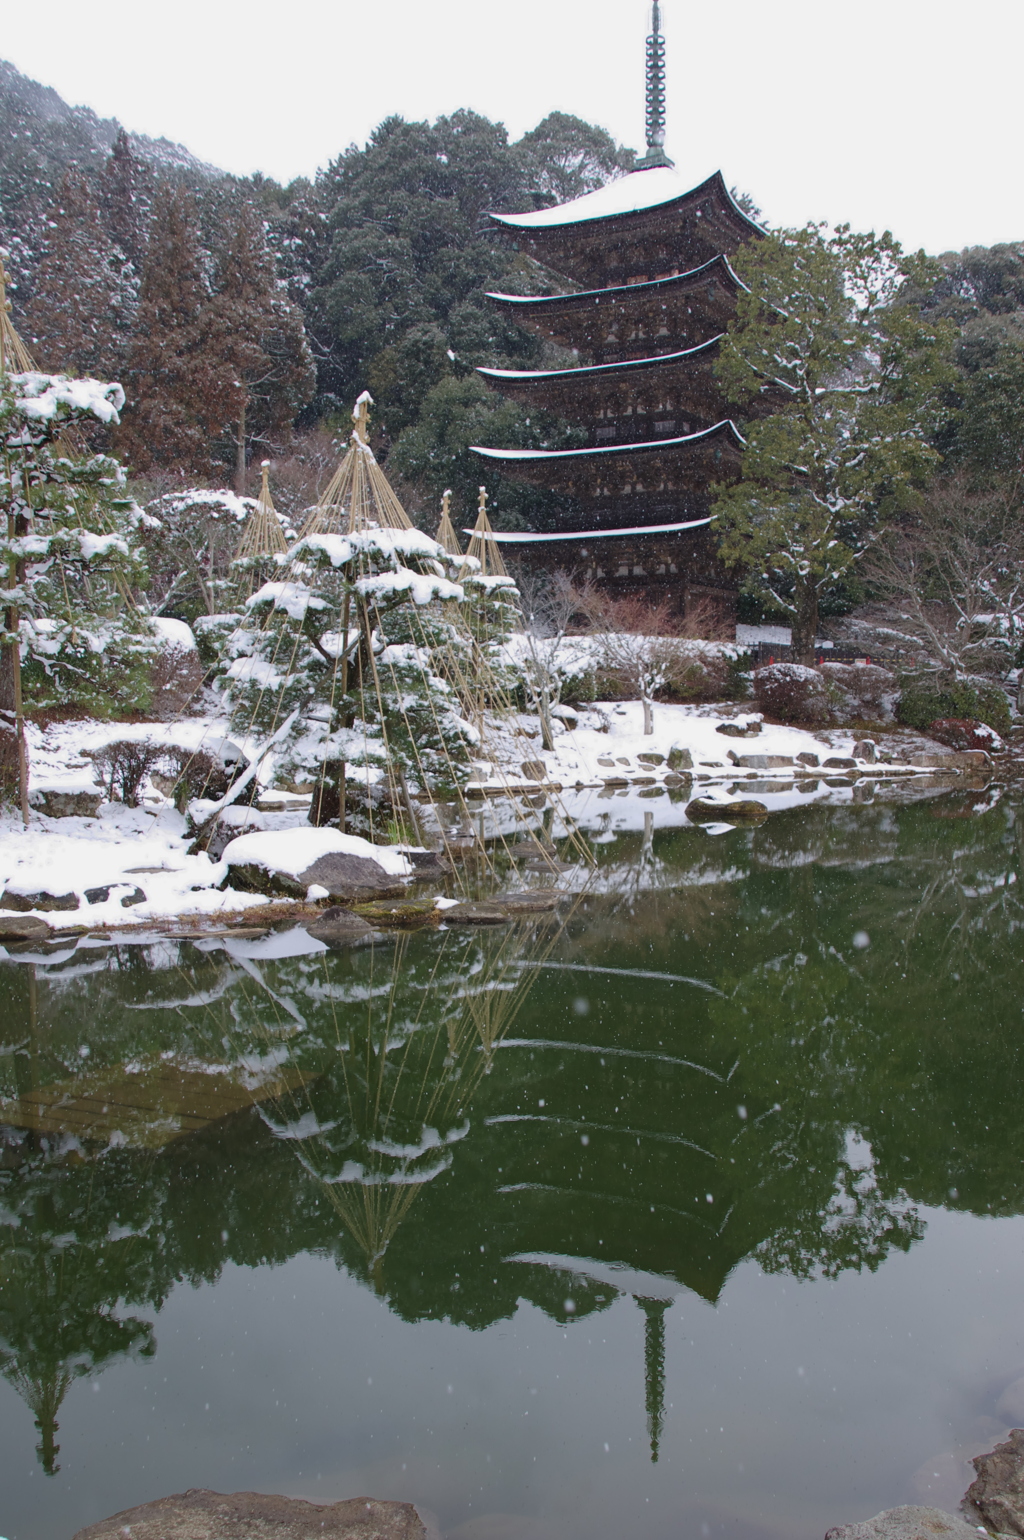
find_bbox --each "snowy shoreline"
[0,702,998,939]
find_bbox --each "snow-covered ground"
[465,700,912,793]
[0,704,986,936]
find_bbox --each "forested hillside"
[0,60,636,525]
[4,56,1024,536]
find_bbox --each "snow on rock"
[221,826,413,879]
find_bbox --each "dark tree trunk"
[0,633,21,806]
[790,582,819,667]
[1,507,29,818]
[234,398,247,496]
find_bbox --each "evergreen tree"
[388,374,582,528]
[712,224,955,662]
[513,112,635,207]
[99,127,150,269]
[22,171,132,379]
[114,185,220,472]
[1,371,154,801]
[203,198,314,490]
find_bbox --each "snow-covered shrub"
[818,662,898,724]
[896,675,1011,736]
[753,663,829,724]
[160,746,234,812]
[924,717,1006,753]
[91,739,163,807]
[193,612,243,670]
[141,488,265,622]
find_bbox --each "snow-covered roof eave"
[485,254,745,310]
[477,336,724,385]
[470,419,746,463]
[459,517,713,544]
[488,167,763,235]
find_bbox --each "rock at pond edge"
[823,1504,983,1540]
[686,798,768,824]
[305,908,376,946]
[71,1488,436,1540]
[0,915,51,941]
[962,1425,1024,1537]
[227,851,404,904]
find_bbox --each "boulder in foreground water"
[686,798,768,824]
[824,1504,982,1540]
[73,1489,435,1540]
[962,1426,1024,1536]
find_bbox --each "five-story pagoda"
[471,2,761,629]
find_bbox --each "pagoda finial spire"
[637,2,674,170]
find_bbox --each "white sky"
[3,0,1021,256]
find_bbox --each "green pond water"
[2,784,1024,1540]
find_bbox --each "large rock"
[824,1505,982,1540]
[441,902,511,925]
[230,853,404,904]
[753,663,830,725]
[305,908,377,946]
[962,1426,1024,1536]
[0,888,79,912]
[716,720,762,738]
[667,745,694,770]
[0,914,51,942]
[29,785,103,818]
[819,661,898,723]
[908,751,989,771]
[686,798,768,824]
[728,753,796,769]
[72,1489,434,1540]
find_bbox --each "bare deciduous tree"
[511,565,580,752]
[861,475,1024,695]
[575,589,732,735]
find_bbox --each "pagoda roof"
[486,255,743,315]
[477,336,722,388]
[460,517,711,544]
[472,418,744,466]
[491,167,762,237]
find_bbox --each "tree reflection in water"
[1,784,1023,1471]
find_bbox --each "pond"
[2,782,1023,1540]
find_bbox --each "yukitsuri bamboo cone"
[236,461,288,563]
[434,489,463,557]
[233,461,288,601]
[298,391,412,538]
[465,486,508,577]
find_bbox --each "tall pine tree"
[99,127,150,270]
[22,171,131,379]
[114,185,221,472]
[203,199,314,491]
